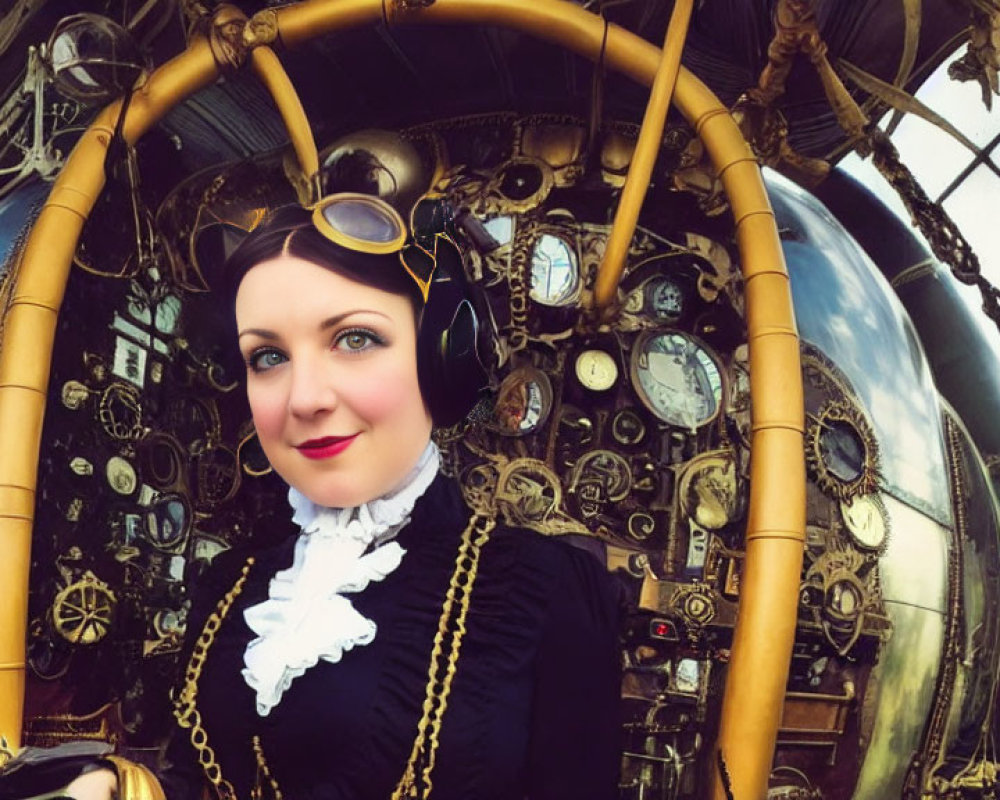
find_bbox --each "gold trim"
[311,193,408,254]
[252,735,284,800]
[392,511,495,798]
[805,400,880,502]
[104,755,167,800]
[173,556,255,800]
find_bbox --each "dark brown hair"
[219,204,424,335]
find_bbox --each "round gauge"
[613,408,646,445]
[529,234,579,306]
[820,419,865,483]
[491,367,553,436]
[826,579,862,621]
[674,658,701,694]
[144,494,190,550]
[647,277,684,320]
[106,456,137,495]
[840,494,888,550]
[498,160,545,201]
[575,349,618,392]
[630,331,724,429]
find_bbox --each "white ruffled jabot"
[241,442,441,716]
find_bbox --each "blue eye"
[335,328,384,352]
[247,348,286,372]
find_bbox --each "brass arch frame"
[0,3,805,799]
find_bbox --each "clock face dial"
[631,332,723,429]
[575,349,618,391]
[529,234,579,306]
[840,494,887,550]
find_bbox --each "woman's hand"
[61,767,118,800]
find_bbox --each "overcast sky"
[840,56,1000,351]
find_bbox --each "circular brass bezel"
[629,329,725,429]
[311,192,408,255]
[52,572,117,646]
[574,349,619,392]
[840,493,890,552]
[806,400,880,501]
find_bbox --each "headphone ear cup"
[416,240,492,427]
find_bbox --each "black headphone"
[414,221,494,428]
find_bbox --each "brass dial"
[575,349,618,392]
[840,494,888,550]
[52,572,116,645]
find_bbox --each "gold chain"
[173,556,255,800]
[174,510,493,800]
[392,511,495,799]
[251,735,284,800]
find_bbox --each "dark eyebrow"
[237,309,390,341]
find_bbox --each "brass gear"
[52,571,117,645]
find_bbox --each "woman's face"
[235,254,432,508]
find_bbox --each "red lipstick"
[296,434,359,460]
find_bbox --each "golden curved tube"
[248,46,321,204]
[1,6,803,800]
[104,755,167,800]
[593,0,693,312]
[0,36,220,751]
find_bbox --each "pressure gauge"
[840,494,888,551]
[575,349,618,392]
[630,331,723,429]
[647,277,684,320]
[530,233,579,306]
[143,493,190,550]
[491,367,553,436]
[106,456,137,495]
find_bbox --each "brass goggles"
[310,192,453,302]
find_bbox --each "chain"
[865,127,1000,332]
[171,510,494,800]
[236,509,495,800]
[251,735,284,800]
[173,556,255,800]
[391,511,496,799]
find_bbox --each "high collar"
[285,441,441,545]
[241,441,441,716]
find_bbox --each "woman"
[53,193,622,799]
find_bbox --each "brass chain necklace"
[173,556,255,800]
[391,510,495,799]
[175,508,494,800]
